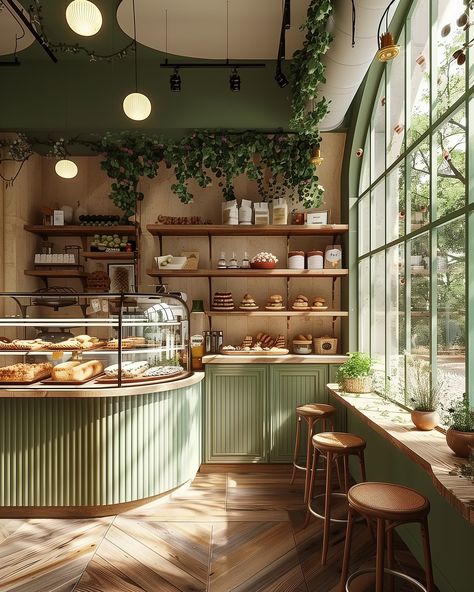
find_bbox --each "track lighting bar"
[160,62,265,69]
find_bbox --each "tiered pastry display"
[291,295,311,311]
[265,294,285,310]
[212,291,235,311]
[311,297,328,310]
[0,362,53,384]
[50,360,104,383]
[239,294,258,310]
[101,361,184,382]
[221,332,288,354]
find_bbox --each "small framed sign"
[306,210,329,225]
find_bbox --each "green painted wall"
[344,409,473,592]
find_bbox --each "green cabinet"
[204,364,338,463]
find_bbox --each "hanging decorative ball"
[441,24,451,37]
[123,93,152,121]
[456,13,468,28]
[66,1,102,37]
[55,159,78,179]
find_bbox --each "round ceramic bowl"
[250,261,277,269]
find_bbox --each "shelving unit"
[205,310,349,318]
[146,268,348,278]
[146,223,348,237]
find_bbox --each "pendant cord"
[351,0,356,48]
[226,0,229,64]
[132,0,138,91]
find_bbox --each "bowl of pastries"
[292,333,313,354]
[250,252,278,269]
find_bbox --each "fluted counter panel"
[0,382,202,510]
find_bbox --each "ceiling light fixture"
[274,65,288,88]
[376,0,400,62]
[275,0,290,88]
[310,146,324,166]
[55,159,78,179]
[66,0,102,37]
[229,68,240,91]
[170,68,181,92]
[123,0,151,120]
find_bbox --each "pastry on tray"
[311,297,328,310]
[0,362,53,382]
[104,337,146,349]
[142,365,183,377]
[104,360,149,378]
[239,294,258,310]
[51,360,104,382]
[265,294,285,310]
[0,338,49,351]
[291,294,310,311]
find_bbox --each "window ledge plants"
[407,356,442,431]
[336,352,375,394]
[443,393,474,458]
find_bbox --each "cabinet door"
[205,365,267,463]
[269,365,328,462]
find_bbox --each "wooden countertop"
[203,354,347,364]
[0,372,205,398]
[328,386,474,525]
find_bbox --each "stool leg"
[340,507,354,592]
[375,518,385,592]
[387,523,394,592]
[342,455,349,493]
[290,416,301,485]
[304,417,315,503]
[359,450,367,482]
[420,518,435,592]
[303,447,320,528]
[321,451,333,565]
[335,455,343,491]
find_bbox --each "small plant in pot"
[337,352,375,394]
[407,356,442,431]
[443,393,474,458]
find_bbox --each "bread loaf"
[52,361,81,381]
[52,360,103,381]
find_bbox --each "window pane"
[386,161,406,242]
[437,218,465,405]
[387,28,405,165]
[435,108,466,218]
[358,258,370,353]
[408,138,430,232]
[358,194,370,256]
[371,251,386,361]
[435,0,467,118]
[406,0,430,146]
[386,244,406,404]
[371,75,385,183]
[409,232,430,356]
[371,181,385,250]
[359,132,370,194]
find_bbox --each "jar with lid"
[307,250,324,269]
[238,199,253,225]
[288,250,305,270]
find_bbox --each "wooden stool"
[305,432,367,565]
[290,403,336,503]
[340,482,434,592]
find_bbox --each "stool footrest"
[345,567,428,592]
[308,492,349,524]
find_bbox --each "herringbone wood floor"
[0,466,431,592]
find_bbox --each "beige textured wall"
[4,132,346,346]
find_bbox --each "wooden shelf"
[146,223,348,237]
[205,310,348,317]
[82,251,136,260]
[24,269,88,279]
[24,225,136,237]
[147,268,348,278]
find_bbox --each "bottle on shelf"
[218,252,227,268]
[190,299,208,336]
[228,252,238,268]
[241,251,250,268]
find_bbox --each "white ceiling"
[116,0,310,60]
[0,0,35,56]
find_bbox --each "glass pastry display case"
[0,292,190,388]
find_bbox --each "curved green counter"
[0,373,204,517]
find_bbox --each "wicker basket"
[313,336,338,355]
[342,376,373,393]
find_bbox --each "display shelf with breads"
[0,292,191,390]
[146,224,348,237]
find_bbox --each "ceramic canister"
[307,250,324,269]
[288,250,305,269]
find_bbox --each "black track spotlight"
[229,68,241,91]
[274,67,288,88]
[170,68,181,92]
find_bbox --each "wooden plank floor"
[0,467,434,592]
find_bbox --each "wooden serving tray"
[220,348,289,355]
[41,372,104,386]
[0,371,52,385]
[95,370,187,384]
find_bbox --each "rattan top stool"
[290,403,336,504]
[305,431,367,565]
[340,482,435,592]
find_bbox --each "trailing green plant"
[336,352,375,384]
[443,393,474,432]
[407,356,443,412]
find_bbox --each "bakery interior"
[0,1,473,591]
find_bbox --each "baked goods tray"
[95,370,188,384]
[0,372,52,385]
[41,372,104,385]
[220,348,289,355]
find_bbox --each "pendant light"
[310,146,324,166]
[55,159,78,179]
[123,0,151,121]
[376,0,399,62]
[66,0,102,37]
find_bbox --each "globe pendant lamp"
[123,0,151,121]
[66,0,102,37]
[55,159,78,179]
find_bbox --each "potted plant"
[443,393,474,458]
[407,357,442,431]
[337,352,374,393]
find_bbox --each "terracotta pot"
[410,410,439,431]
[446,428,474,458]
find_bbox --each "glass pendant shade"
[55,159,78,179]
[66,0,102,37]
[123,92,152,121]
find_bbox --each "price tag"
[101,299,109,313]
[91,298,101,312]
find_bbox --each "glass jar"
[288,250,305,269]
[307,250,324,269]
